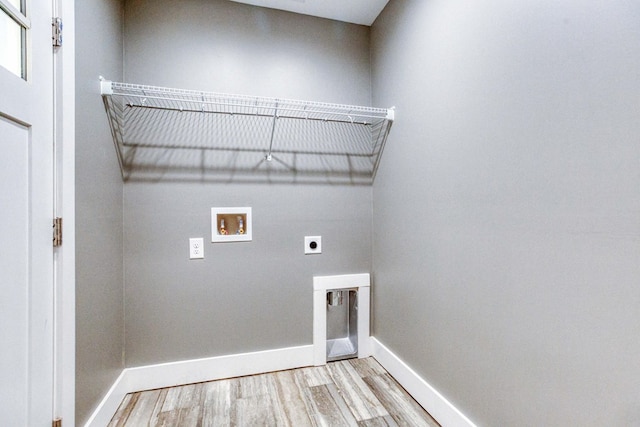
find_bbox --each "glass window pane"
[0,11,23,78]
[6,0,22,12]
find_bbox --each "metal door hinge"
[53,418,62,427]
[52,17,62,47]
[53,217,63,247]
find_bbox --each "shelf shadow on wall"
[117,140,376,185]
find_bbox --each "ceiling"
[228,0,389,26]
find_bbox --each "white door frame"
[53,0,75,424]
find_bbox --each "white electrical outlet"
[304,236,322,254]
[189,238,204,259]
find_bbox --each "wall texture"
[122,0,373,366]
[75,0,124,424]
[371,0,640,425]
[123,0,371,104]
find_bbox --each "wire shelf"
[100,79,394,183]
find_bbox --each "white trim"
[0,0,31,29]
[371,338,477,427]
[211,207,252,242]
[54,0,75,425]
[313,288,328,365]
[313,273,370,291]
[84,345,314,427]
[357,286,371,358]
[83,339,477,427]
[83,371,128,427]
[313,273,371,365]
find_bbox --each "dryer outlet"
[305,236,322,254]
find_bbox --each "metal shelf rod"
[125,104,374,126]
[114,93,389,121]
[110,83,387,111]
[120,142,376,157]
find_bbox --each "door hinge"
[52,17,63,47]
[53,217,63,247]
[53,418,62,427]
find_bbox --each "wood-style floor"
[108,357,440,426]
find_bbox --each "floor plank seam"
[107,357,440,427]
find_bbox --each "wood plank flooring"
[108,357,440,427]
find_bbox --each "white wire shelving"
[100,79,394,183]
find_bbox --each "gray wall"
[122,0,373,366]
[124,0,371,104]
[371,0,640,425]
[75,0,124,424]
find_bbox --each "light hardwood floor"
[108,357,440,426]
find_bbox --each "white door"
[0,0,55,425]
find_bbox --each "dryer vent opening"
[326,289,358,362]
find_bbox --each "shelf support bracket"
[266,101,278,162]
[99,76,113,95]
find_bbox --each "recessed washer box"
[313,273,371,366]
[211,207,252,242]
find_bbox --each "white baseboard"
[85,345,314,427]
[371,337,477,427]
[84,370,129,427]
[86,339,475,427]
